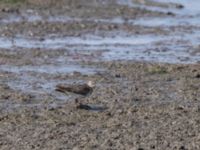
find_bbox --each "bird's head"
[87,81,95,88]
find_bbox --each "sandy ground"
[0,0,200,149]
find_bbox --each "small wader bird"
[55,81,95,96]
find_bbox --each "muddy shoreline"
[0,0,200,149]
[1,62,200,149]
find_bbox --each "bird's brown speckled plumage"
[55,83,93,96]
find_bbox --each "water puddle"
[0,15,80,24]
[5,76,75,101]
[1,31,200,63]
[152,0,200,15]
[103,45,200,64]
[132,16,200,27]
[0,13,126,25]
[117,0,182,15]
[0,64,101,75]
[0,14,42,24]
[3,30,199,50]
[117,0,200,16]
[115,0,200,28]
[0,64,103,101]
[0,1,199,29]
[109,0,200,63]
[0,34,167,49]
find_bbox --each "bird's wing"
[56,84,92,96]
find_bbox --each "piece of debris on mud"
[76,103,107,112]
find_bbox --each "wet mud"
[0,0,200,149]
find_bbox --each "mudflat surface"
[0,0,200,149]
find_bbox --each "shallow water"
[0,0,200,114]
[0,64,101,75]
[0,65,104,101]
[0,0,200,95]
[0,29,200,63]
[118,0,200,16]
[0,1,199,64]
[117,0,200,28]
[132,16,200,27]
[0,64,103,95]
[0,34,167,49]
[153,0,200,15]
